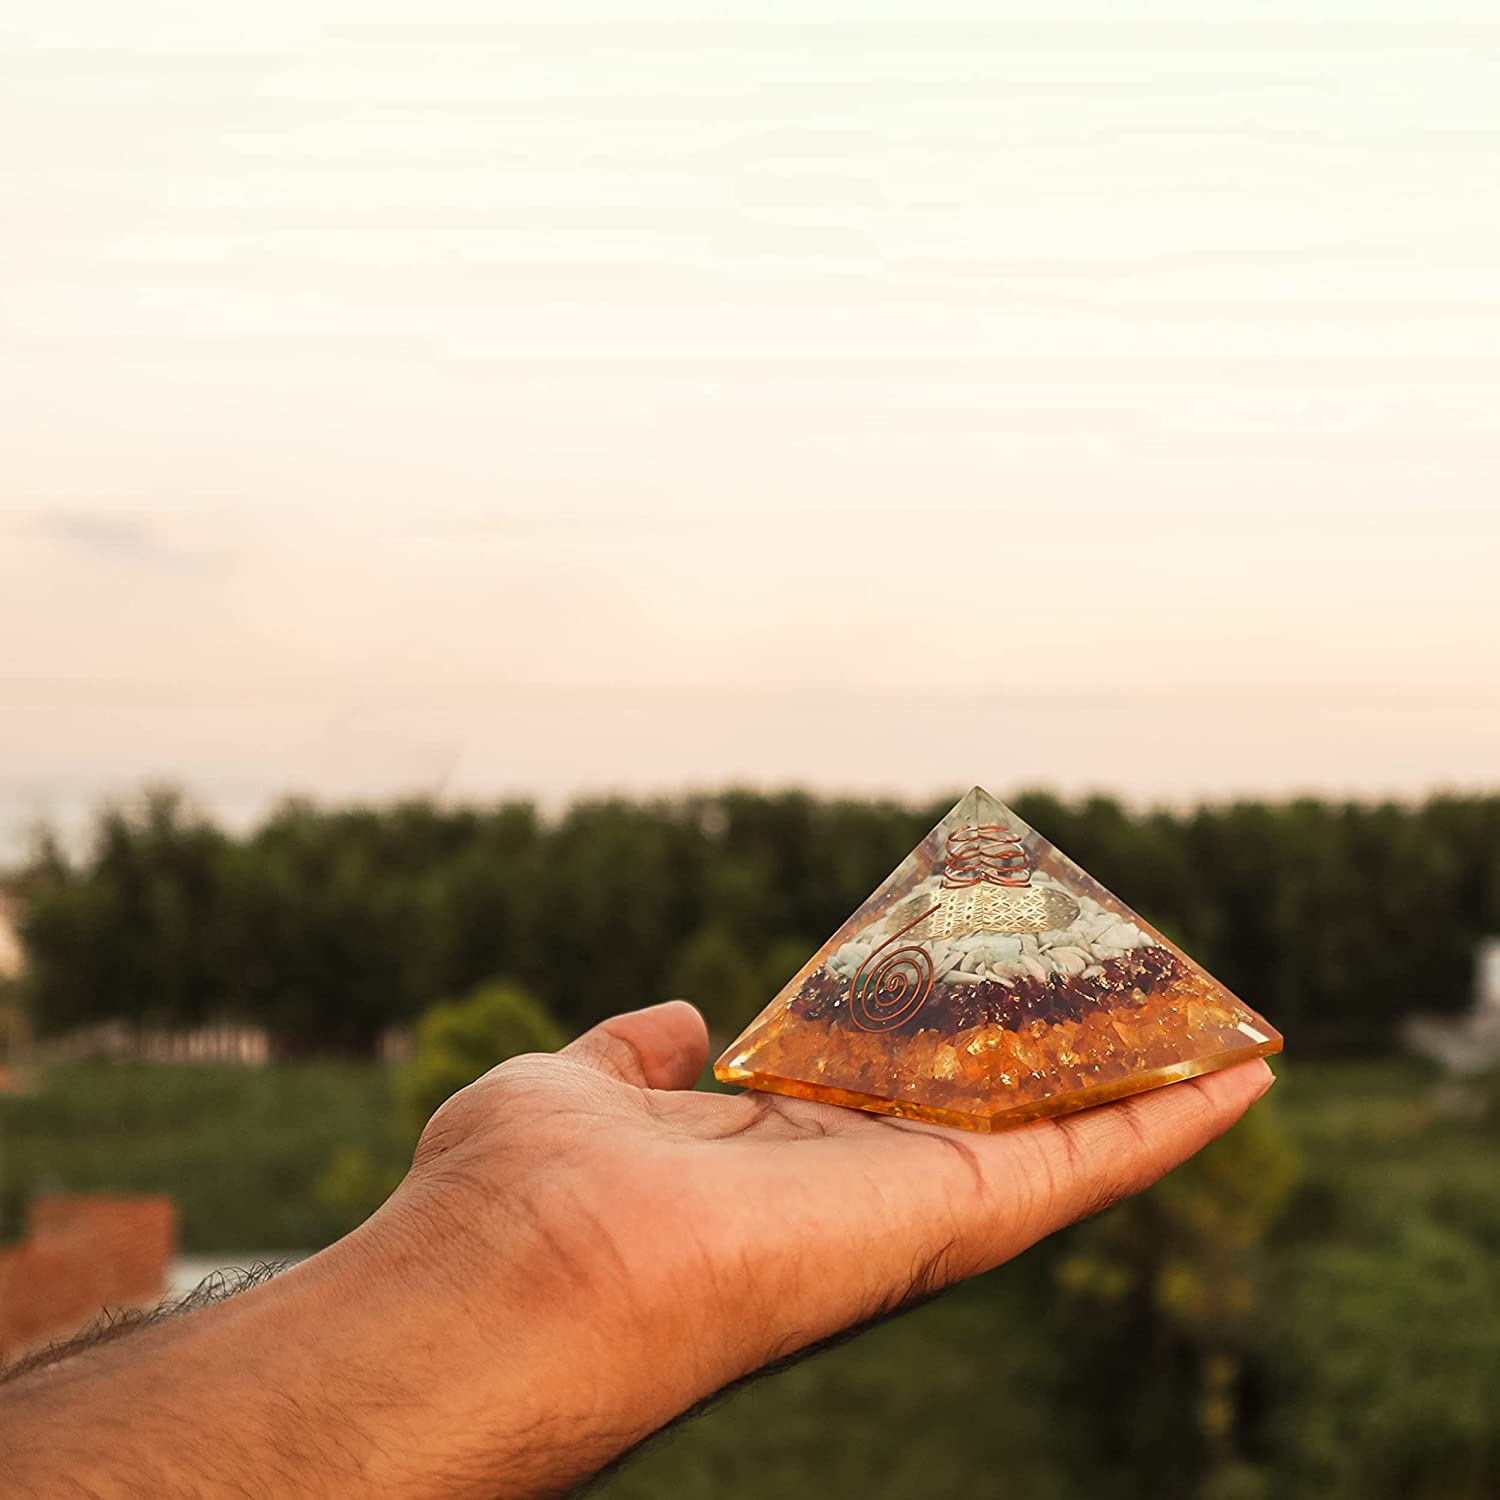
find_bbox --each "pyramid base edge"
[714,1035,1282,1134]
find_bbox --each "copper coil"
[941,823,1030,888]
[848,903,939,1031]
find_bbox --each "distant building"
[0,1195,177,1358]
[1404,937,1500,1074]
[1481,938,1500,1014]
[0,889,27,1089]
[0,889,23,981]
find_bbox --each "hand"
[0,1002,1273,1500]
[370,1000,1274,1496]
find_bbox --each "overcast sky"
[3,1,1498,853]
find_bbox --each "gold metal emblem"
[897,882,1080,940]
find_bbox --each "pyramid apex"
[951,784,1010,821]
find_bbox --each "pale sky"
[2,2,1499,855]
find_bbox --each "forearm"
[0,1188,743,1500]
[3,1232,401,1497]
[0,1211,576,1499]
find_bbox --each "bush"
[1259,1220,1500,1498]
[396,980,565,1134]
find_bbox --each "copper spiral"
[848,904,939,1031]
[941,824,1029,888]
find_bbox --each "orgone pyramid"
[714,787,1282,1132]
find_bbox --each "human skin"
[0,1001,1274,1499]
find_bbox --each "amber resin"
[714,787,1282,1132]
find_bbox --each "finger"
[563,1001,709,1091]
[975,1058,1276,1251]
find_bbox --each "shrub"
[397,980,566,1134]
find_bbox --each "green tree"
[525,799,709,1030]
[20,787,231,1036]
[1053,1082,1301,1496]
[225,802,443,1055]
[667,924,767,1040]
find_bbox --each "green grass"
[591,1275,1077,1500]
[1272,1057,1500,1251]
[0,1060,402,1251]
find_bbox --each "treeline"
[12,786,1500,1056]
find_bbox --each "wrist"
[362,1157,728,1493]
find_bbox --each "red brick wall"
[0,1194,177,1357]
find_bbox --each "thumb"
[563,1001,709,1091]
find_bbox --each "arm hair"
[0,1261,290,1386]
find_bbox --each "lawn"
[591,1272,1077,1500]
[0,1059,401,1251]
